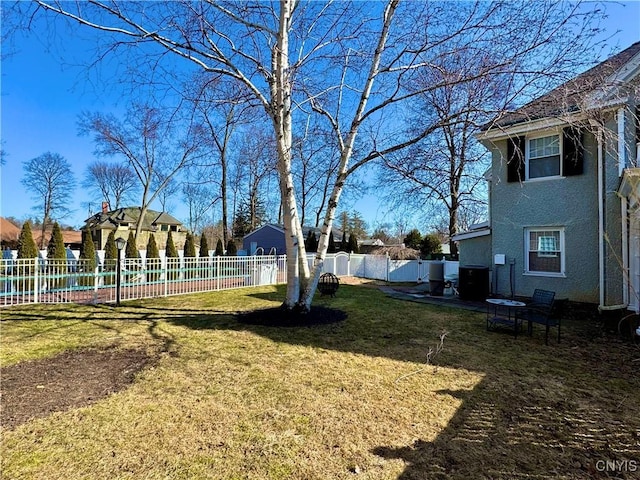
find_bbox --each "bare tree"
[152,173,180,213]
[291,116,341,228]
[21,152,75,248]
[25,0,605,311]
[187,77,259,247]
[79,104,204,239]
[182,181,219,234]
[83,160,138,210]
[380,50,509,254]
[237,125,278,231]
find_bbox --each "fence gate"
[333,252,350,276]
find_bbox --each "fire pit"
[318,272,340,297]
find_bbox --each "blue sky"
[1,2,640,233]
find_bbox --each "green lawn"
[1,284,638,479]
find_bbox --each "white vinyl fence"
[1,251,458,307]
[311,253,459,283]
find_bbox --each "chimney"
[102,202,109,213]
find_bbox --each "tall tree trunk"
[298,0,399,311]
[271,0,308,309]
[221,145,229,247]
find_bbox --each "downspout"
[622,197,629,307]
[597,126,606,308]
[619,108,629,307]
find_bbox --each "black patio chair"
[515,289,559,345]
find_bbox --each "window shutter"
[636,106,640,146]
[507,136,525,182]
[562,127,583,176]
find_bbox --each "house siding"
[243,226,287,255]
[489,130,601,303]
[458,235,492,270]
[603,115,624,306]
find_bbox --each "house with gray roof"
[454,41,640,310]
[84,207,186,250]
[243,223,345,255]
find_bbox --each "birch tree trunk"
[269,0,310,309]
[298,0,400,310]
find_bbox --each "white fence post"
[386,254,390,283]
[33,258,39,304]
[163,257,168,297]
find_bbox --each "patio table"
[486,298,526,337]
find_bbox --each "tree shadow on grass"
[4,288,640,478]
[119,295,640,478]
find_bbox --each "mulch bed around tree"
[238,306,348,327]
[1,347,154,430]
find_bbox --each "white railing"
[1,253,458,307]
[0,255,285,307]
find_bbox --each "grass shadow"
[3,285,639,478]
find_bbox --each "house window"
[160,224,169,232]
[525,228,564,275]
[527,134,561,179]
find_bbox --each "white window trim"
[524,227,566,277]
[525,131,563,181]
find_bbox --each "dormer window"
[527,134,561,179]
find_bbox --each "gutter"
[596,124,606,308]
[622,197,629,306]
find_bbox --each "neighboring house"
[358,238,385,254]
[0,218,21,249]
[33,229,83,250]
[454,41,640,310]
[84,207,186,250]
[0,218,83,250]
[243,224,345,255]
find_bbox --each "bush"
[46,222,67,290]
[199,234,211,278]
[347,233,359,254]
[165,231,179,280]
[125,231,139,259]
[79,229,97,287]
[124,231,140,283]
[16,222,38,291]
[103,231,118,285]
[17,222,38,259]
[184,232,196,257]
[305,230,318,252]
[403,229,422,250]
[183,233,197,278]
[328,232,336,254]
[420,233,443,258]
[215,239,224,256]
[199,233,209,258]
[226,240,237,256]
[146,234,161,282]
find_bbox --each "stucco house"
[454,41,640,311]
[84,207,186,250]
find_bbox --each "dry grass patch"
[1,284,639,479]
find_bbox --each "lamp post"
[115,237,127,306]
